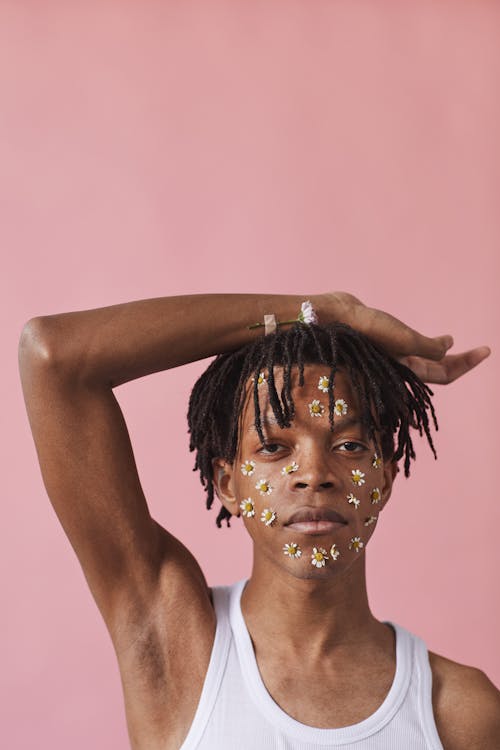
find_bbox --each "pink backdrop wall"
[2,2,499,747]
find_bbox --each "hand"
[314,292,491,385]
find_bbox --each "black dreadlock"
[187,322,438,528]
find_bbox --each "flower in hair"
[283,542,302,558]
[281,461,299,475]
[255,479,273,495]
[334,399,348,416]
[261,508,276,526]
[329,544,340,560]
[370,487,381,504]
[349,537,364,552]
[240,498,255,517]
[308,399,325,417]
[372,453,382,469]
[311,547,329,567]
[364,515,378,526]
[241,460,256,476]
[347,493,360,509]
[318,375,330,393]
[351,469,366,486]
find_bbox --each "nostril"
[320,482,334,489]
[295,482,308,489]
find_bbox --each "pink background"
[2,2,499,747]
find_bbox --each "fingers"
[398,346,491,385]
[364,308,455,361]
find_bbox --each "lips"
[285,507,347,526]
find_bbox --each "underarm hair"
[187,322,438,528]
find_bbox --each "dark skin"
[18,292,496,749]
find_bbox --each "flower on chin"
[283,542,302,558]
[351,469,366,486]
[261,508,277,526]
[349,537,364,552]
[334,399,348,416]
[239,498,255,517]
[281,461,299,475]
[364,515,378,526]
[329,544,340,560]
[241,460,256,476]
[255,479,273,495]
[318,375,330,393]
[311,547,329,567]
[308,399,325,417]
[347,493,360,509]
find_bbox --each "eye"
[259,443,284,455]
[337,441,366,453]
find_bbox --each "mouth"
[284,507,348,536]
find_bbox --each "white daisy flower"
[329,544,340,560]
[283,542,302,558]
[349,537,364,552]
[239,498,255,517]
[351,469,366,486]
[347,493,360,509]
[308,399,325,417]
[334,399,348,416]
[281,461,299,475]
[311,547,329,567]
[261,508,276,526]
[372,453,382,469]
[370,487,381,504]
[241,460,256,476]
[318,375,330,393]
[364,515,378,526]
[256,372,266,385]
[255,478,273,495]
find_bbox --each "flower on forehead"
[349,537,364,552]
[372,453,382,469]
[311,547,329,567]
[255,479,273,495]
[351,469,366,486]
[364,515,378,526]
[329,544,340,560]
[370,487,381,504]
[255,372,266,385]
[347,493,360,509]
[308,399,325,417]
[261,508,277,526]
[318,375,330,393]
[298,300,318,324]
[241,460,256,476]
[239,498,255,517]
[334,399,348,417]
[283,542,302,558]
[281,461,299,475]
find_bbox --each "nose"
[292,443,340,492]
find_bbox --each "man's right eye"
[259,443,282,454]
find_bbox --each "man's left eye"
[259,443,283,454]
[338,441,365,452]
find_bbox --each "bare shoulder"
[429,650,500,750]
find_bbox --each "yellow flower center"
[314,552,323,561]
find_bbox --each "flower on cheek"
[372,453,382,469]
[311,547,329,567]
[334,399,348,416]
[364,515,378,526]
[255,479,273,495]
[261,508,277,526]
[241,460,256,476]
[347,493,360,509]
[281,461,299,476]
[351,469,366,486]
[318,375,330,393]
[283,542,302,558]
[349,537,364,552]
[240,498,255,517]
[370,487,381,504]
[309,399,325,417]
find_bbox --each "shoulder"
[428,650,500,750]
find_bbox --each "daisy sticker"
[311,547,329,567]
[334,399,348,416]
[239,498,255,517]
[241,460,256,476]
[329,544,340,560]
[318,375,330,393]
[370,487,381,504]
[309,399,325,417]
[347,493,360,509]
[364,515,378,526]
[351,469,366,486]
[281,461,299,475]
[261,508,277,526]
[255,479,273,495]
[255,372,266,385]
[283,542,302,558]
[372,453,382,469]
[349,537,364,552]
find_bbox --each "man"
[19,292,499,749]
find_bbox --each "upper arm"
[430,652,500,750]
[18,317,211,643]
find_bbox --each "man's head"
[188,322,438,532]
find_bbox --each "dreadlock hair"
[187,322,438,529]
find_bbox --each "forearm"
[20,293,310,387]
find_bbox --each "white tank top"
[180,578,444,749]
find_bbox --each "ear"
[211,458,240,518]
[378,460,399,512]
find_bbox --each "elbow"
[18,316,69,374]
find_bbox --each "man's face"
[216,363,397,579]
